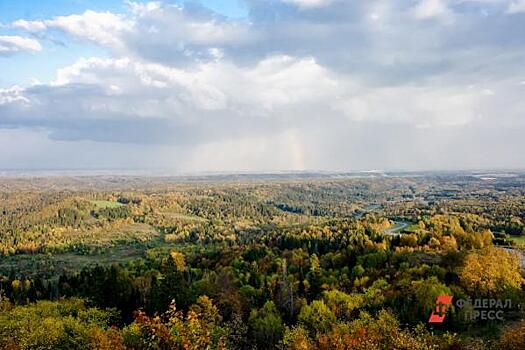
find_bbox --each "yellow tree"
[459,247,524,295]
[170,250,187,272]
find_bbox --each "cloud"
[0,35,42,55]
[412,0,452,20]
[508,0,525,13]
[2,51,519,148]
[11,10,133,48]
[11,19,47,32]
[0,54,341,145]
[11,4,253,62]
[281,0,334,9]
[2,0,525,171]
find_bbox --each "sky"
[0,0,524,172]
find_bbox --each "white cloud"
[508,0,525,13]
[48,10,133,46]
[11,4,251,58]
[3,50,512,147]
[0,35,42,55]
[412,0,452,19]
[22,53,339,120]
[12,10,133,48]
[11,19,47,32]
[125,1,162,15]
[0,86,30,105]
[281,0,333,9]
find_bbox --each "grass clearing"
[0,243,162,278]
[91,200,124,208]
[404,224,420,233]
[508,235,525,246]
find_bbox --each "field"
[508,235,525,246]
[91,200,125,208]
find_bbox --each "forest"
[0,172,525,349]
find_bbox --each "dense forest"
[1,172,525,349]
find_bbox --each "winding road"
[353,204,410,237]
[384,221,410,236]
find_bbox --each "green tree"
[248,301,284,349]
[298,300,336,334]
[412,276,452,321]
